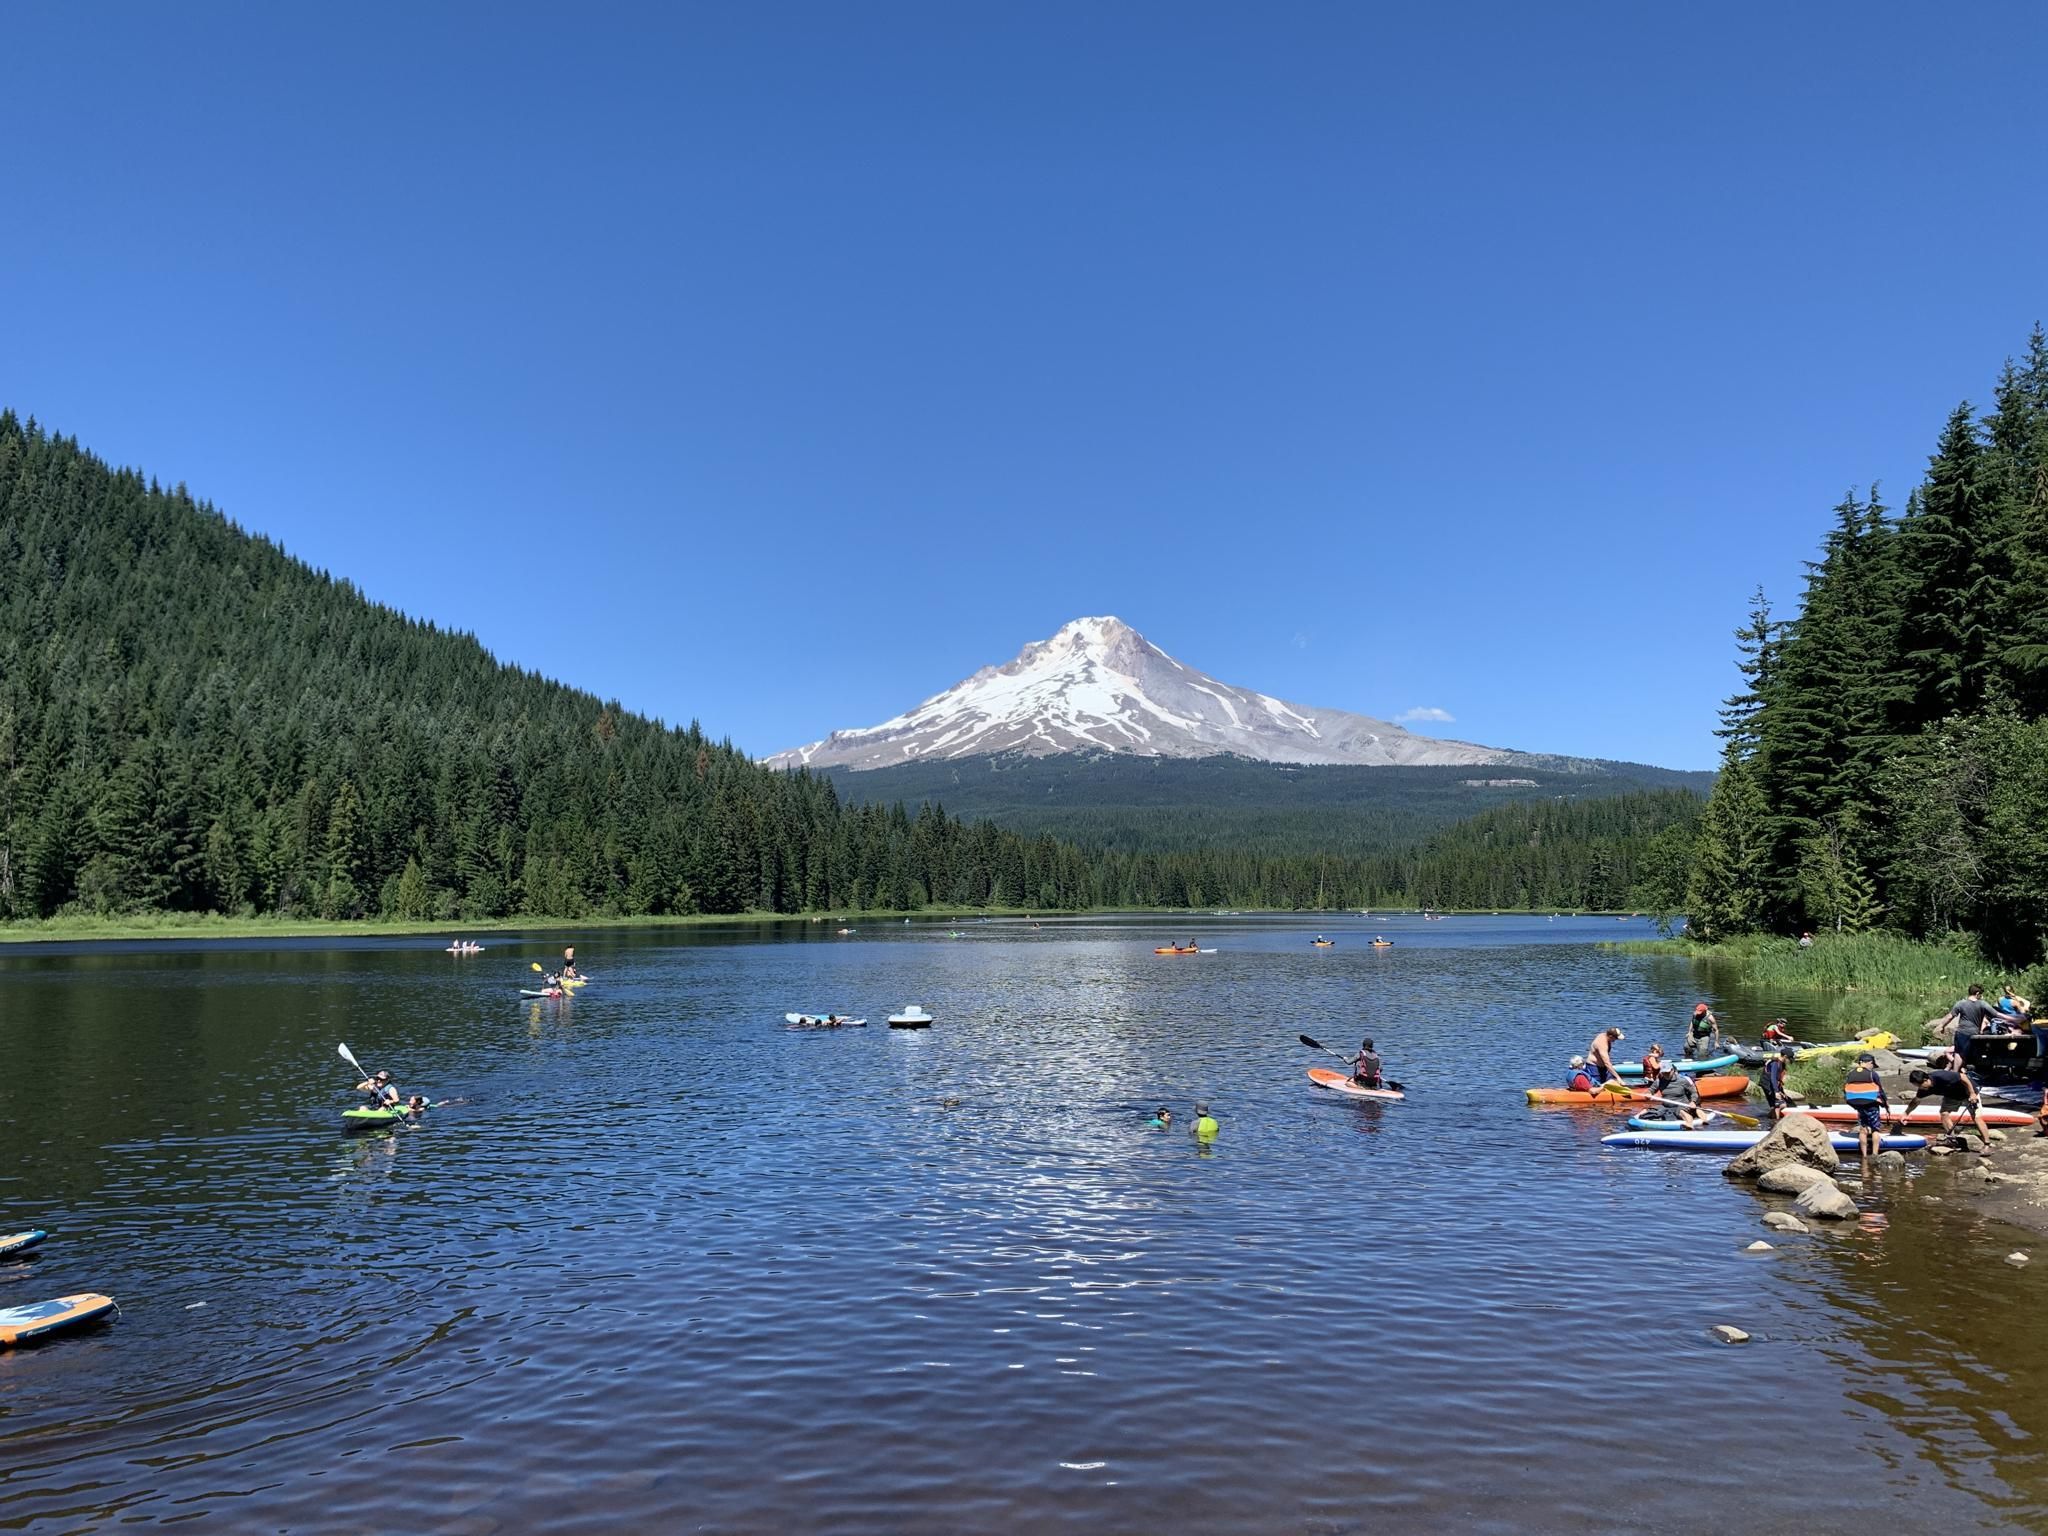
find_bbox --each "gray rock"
[1761,1211,1809,1233]
[1757,1163,1830,1195]
[1725,1116,1841,1179]
[1712,1324,1751,1344]
[1928,1142,1959,1156]
[1794,1180,1859,1220]
[1745,1241,1774,1252]
[1987,1129,2009,1143]
[1875,1150,1907,1169]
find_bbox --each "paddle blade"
[1722,1110,1762,1128]
[1299,1034,1327,1052]
[337,1042,363,1076]
[530,962,545,972]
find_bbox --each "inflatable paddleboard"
[0,1230,47,1259]
[1615,1053,1740,1077]
[1794,1033,1896,1061]
[1786,1103,2034,1128]
[1601,1130,1927,1153]
[1307,1067,1405,1102]
[0,1293,115,1347]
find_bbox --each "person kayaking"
[1840,1051,1893,1159]
[1352,1037,1384,1090]
[1564,1054,1595,1092]
[1899,1065,1994,1151]
[1760,1047,1797,1117]
[355,1068,400,1109]
[1191,1103,1219,1140]
[1587,1027,1626,1085]
[1644,1063,1707,1127]
[1684,1003,1722,1061]
[1147,1106,1173,1130]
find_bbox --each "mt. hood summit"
[765,617,1510,771]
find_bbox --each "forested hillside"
[0,413,1697,921]
[822,754,1711,858]
[1688,327,2048,961]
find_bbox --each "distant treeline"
[0,412,1697,921]
[1688,326,2048,963]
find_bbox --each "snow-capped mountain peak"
[764,617,1509,771]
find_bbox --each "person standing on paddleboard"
[1587,1027,1626,1085]
[561,945,579,982]
[1351,1038,1384,1090]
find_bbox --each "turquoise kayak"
[1603,1129,1926,1152]
[1615,1052,1740,1077]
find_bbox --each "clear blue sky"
[5,4,2044,771]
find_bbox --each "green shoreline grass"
[1606,930,2011,999]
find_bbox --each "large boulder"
[1724,1116,1841,1179]
[1794,1181,1859,1220]
[1757,1163,1831,1195]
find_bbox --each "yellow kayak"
[1793,1032,1895,1061]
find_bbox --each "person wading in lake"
[1842,1052,1891,1161]
[1587,1027,1625,1086]
[1684,1003,1722,1061]
[1760,1047,1797,1118]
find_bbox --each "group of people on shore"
[1554,988,2048,1146]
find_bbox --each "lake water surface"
[2,916,2044,1533]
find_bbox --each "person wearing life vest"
[1761,1019,1796,1049]
[1565,1054,1595,1093]
[1191,1103,1220,1140]
[1899,1066,1993,1150]
[1684,1003,1722,1061]
[1640,1042,1668,1082]
[1841,1052,1891,1160]
[1760,1048,1796,1117]
[1352,1038,1384,1090]
[1587,1027,1626,1086]
[1643,1063,1707,1127]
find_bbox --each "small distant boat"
[1311,939,1335,948]
[836,928,857,936]
[1370,937,1393,949]
[444,942,485,954]
[1154,945,1201,955]
[786,1012,867,1029]
[889,1005,935,1029]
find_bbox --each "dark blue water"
[1,916,2043,1533]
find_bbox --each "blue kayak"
[1615,1053,1741,1077]
[1603,1130,1927,1153]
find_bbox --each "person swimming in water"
[1147,1106,1173,1130]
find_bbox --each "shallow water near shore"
[2,915,2044,1533]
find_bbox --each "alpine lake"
[2,915,2045,1534]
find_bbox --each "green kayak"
[343,1105,414,1129]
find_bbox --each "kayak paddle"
[1297,1034,1407,1093]
[1646,1093,1760,1129]
[338,1042,366,1080]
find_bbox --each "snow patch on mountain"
[765,617,1511,771]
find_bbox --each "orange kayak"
[1525,1073,1752,1106]
[1153,946,1200,955]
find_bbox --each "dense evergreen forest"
[1688,327,2048,962]
[0,412,1696,921]
[823,753,1711,859]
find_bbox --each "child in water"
[1146,1106,1173,1130]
